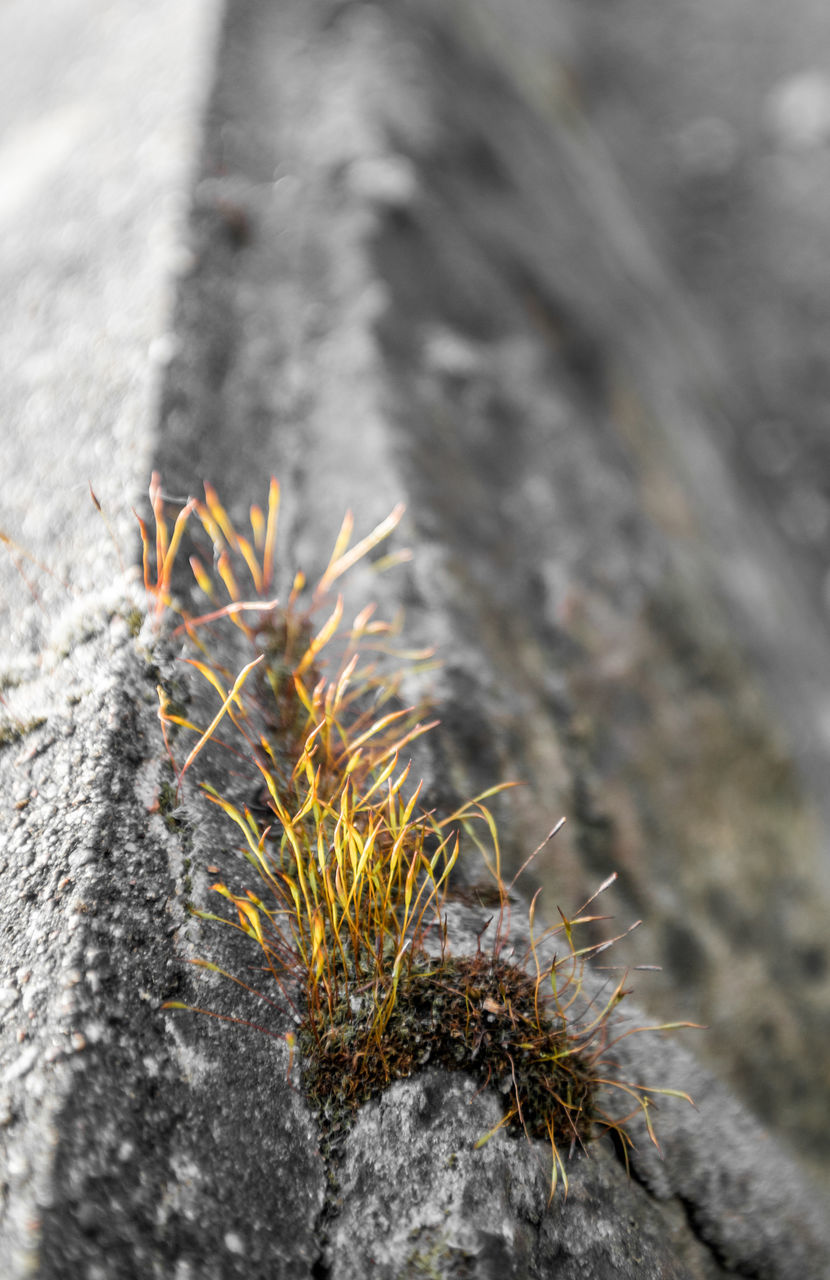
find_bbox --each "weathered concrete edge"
[0,0,240,1270]
[1,619,328,1278]
[0,0,224,641]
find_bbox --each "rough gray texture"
[0,620,325,1277]
[3,0,830,1275]
[0,0,329,1273]
[613,1020,830,1279]
[0,0,219,642]
[330,1072,706,1280]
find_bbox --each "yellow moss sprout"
[138,473,696,1198]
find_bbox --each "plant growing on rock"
[143,473,695,1196]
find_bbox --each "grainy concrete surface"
[0,625,325,1277]
[0,0,220,644]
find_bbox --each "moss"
[126,607,144,638]
[141,474,691,1191]
[300,952,596,1149]
[0,716,47,748]
[157,779,184,832]
[403,1229,475,1280]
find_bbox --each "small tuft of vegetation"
[301,951,598,1146]
[156,777,185,831]
[133,472,696,1197]
[125,606,144,638]
[0,714,47,748]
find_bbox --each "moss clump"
[301,952,597,1148]
[139,474,695,1194]
[0,716,47,748]
[126,606,144,638]
[157,778,184,831]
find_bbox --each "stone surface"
[329,1071,707,1280]
[3,0,830,1274]
[0,0,219,643]
[0,0,329,1273]
[0,621,326,1277]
